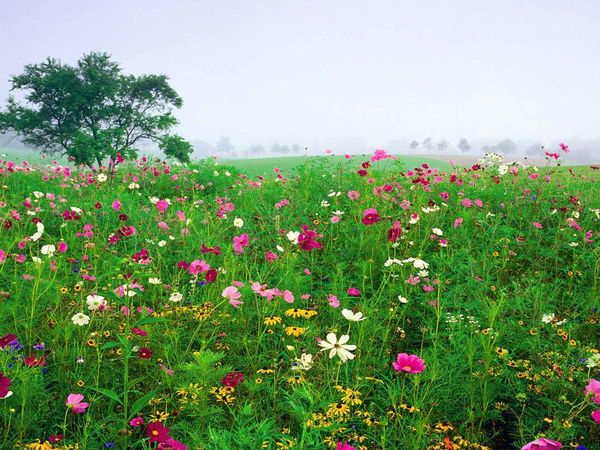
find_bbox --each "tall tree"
[457,138,471,153]
[0,52,190,165]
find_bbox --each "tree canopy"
[0,52,192,165]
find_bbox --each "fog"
[1,0,599,161]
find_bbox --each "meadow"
[0,149,598,450]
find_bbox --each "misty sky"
[1,0,599,149]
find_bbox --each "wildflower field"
[0,150,598,450]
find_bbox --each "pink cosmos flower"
[330,215,340,224]
[233,233,249,255]
[130,416,144,427]
[0,373,11,399]
[112,200,121,211]
[362,208,379,225]
[461,198,472,208]
[188,259,209,275]
[585,378,600,404]
[347,190,360,200]
[393,353,426,374]
[222,286,243,308]
[591,410,600,424]
[298,225,322,251]
[0,249,5,264]
[57,241,67,253]
[387,221,402,242]
[328,294,340,308]
[532,222,543,229]
[347,287,361,297]
[453,217,463,228]
[66,393,89,414]
[559,143,570,153]
[156,199,169,213]
[282,290,294,303]
[337,443,356,450]
[521,438,563,450]
[157,439,187,450]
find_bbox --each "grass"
[0,151,598,450]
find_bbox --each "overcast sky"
[1,0,599,149]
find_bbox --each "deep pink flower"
[559,143,570,153]
[362,208,379,225]
[0,373,11,399]
[347,287,361,297]
[147,422,171,443]
[592,410,600,424]
[222,371,245,387]
[66,393,89,414]
[387,221,402,242]
[337,443,356,450]
[156,199,169,213]
[233,233,249,255]
[112,200,121,211]
[298,225,322,251]
[586,379,600,404]
[129,416,144,427]
[158,439,188,450]
[393,353,426,374]
[521,438,563,450]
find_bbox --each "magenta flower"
[298,225,322,251]
[337,442,356,450]
[347,287,361,297]
[585,378,600,404]
[592,410,600,424]
[393,353,426,374]
[387,221,402,242]
[65,393,89,414]
[156,199,169,213]
[129,416,144,427]
[521,438,563,450]
[158,439,187,450]
[111,200,121,211]
[233,233,249,255]
[362,208,380,225]
[0,373,12,399]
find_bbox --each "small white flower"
[320,200,330,207]
[97,173,108,182]
[158,240,167,247]
[287,231,300,245]
[585,353,600,369]
[432,228,443,236]
[398,295,409,304]
[541,313,555,324]
[332,210,344,216]
[86,295,106,311]
[276,245,285,252]
[148,277,162,285]
[418,270,429,278]
[412,258,429,270]
[233,217,244,228]
[40,244,56,257]
[32,256,42,265]
[31,222,44,242]
[318,333,356,363]
[169,292,183,302]
[292,353,314,371]
[33,191,44,199]
[71,312,90,326]
[342,308,366,322]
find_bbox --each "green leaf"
[88,387,123,405]
[129,390,157,418]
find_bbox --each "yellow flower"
[300,310,317,319]
[264,316,282,326]
[287,374,305,384]
[326,402,350,418]
[257,368,275,374]
[285,326,306,337]
[285,309,305,318]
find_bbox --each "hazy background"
[1,0,599,161]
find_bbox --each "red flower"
[298,225,322,251]
[138,347,153,359]
[221,371,244,388]
[131,328,148,337]
[387,221,402,242]
[0,333,17,348]
[24,354,47,367]
[147,422,171,443]
[205,269,218,283]
[362,208,380,225]
[0,373,11,398]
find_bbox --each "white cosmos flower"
[541,313,555,324]
[233,217,244,228]
[97,173,107,182]
[398,295,409,304]
[287,231,300,245]
[31,222,44,242]
[432,228,443,236]
[318,333,357,363]
[148,277,162,285]
[71,312,90,326]
[342,309,366,322]
[86,295,106,311]
[412,258,429,270]
[169,292,183,302]
[292,353,314,371]
[40,244,56,257]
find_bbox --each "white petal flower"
[71,312,90,326]
[342,309,366,322]
[169,292,183,302]
[287,231,300,245]
[40,244,56,257]
[318,333,357,363]
[86,295,106,311]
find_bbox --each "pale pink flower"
[66,393,89,414]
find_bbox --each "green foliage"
[159,134,193,163]
[0,52,183,166]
